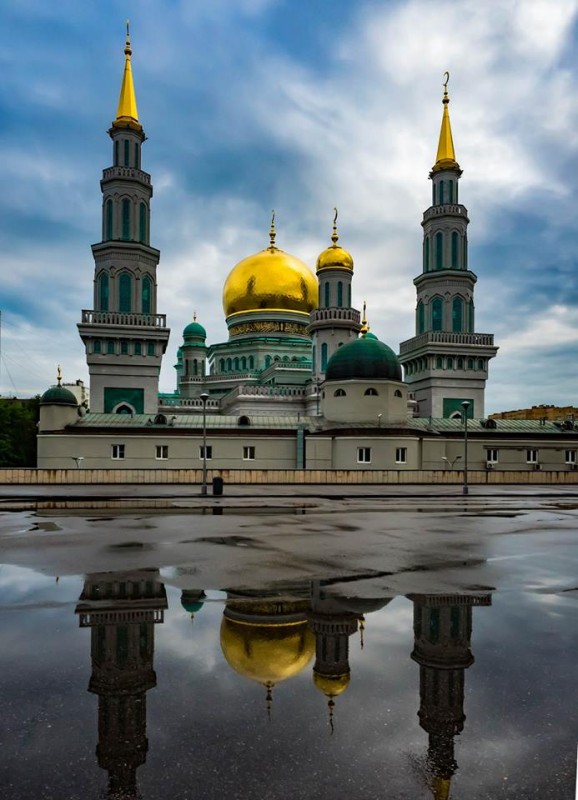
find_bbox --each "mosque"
[37,31,578,472]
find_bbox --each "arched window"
[436,356,443,369]
[467,358,474,370]
[468,299,474,332]
[417,300,425,334]
[241,357,247,370]
[448,180,454,204]
[435,232,443,269]
[114,140,119,166]
[123,139,129,166]
[238,416,251,426]
[234,357,239,370]
[348,284,351,306]
[457,357,464,369]
[447,357,454,369]
[265,355,271,368]
[248,356,254,369]
[324,282,330,307]
[439,180,445,205]
[337,281,343,307]
[121,198,131,240]
[452,296,463,333]
[364,388,378,396]
[93,340,101,353]
[120,341,128,354]
[432,297,443,331]
[134,142,139,169]
[116,404,134,415]
[321,343,328,372]
[227,358,232,370]
[134,342,142,355]
[119,273,132,313]
[394,389,402,398]
[477,358,485,370]
[424,237,430,271]
[193,360,198,375]
[334,388,346,397]
[282,355,289,362]
[139,202,147,244]
[141,276,151,314]
[98,273,109,311]
[105,199,113,240]
[451,232,459,268]
[312,345,316,370]
[219,359,225,372]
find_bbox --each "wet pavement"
[0,492,576,799]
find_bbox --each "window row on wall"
[331,388,403,398]
[416,296,473,335]
[104,198,149,245]
[319,280,352,309]
[485,449,577,465]
[357,447,407,464]
[432,177,458,206]
[182,359,205,377]
[93,340,157,356]
[98,272,153,314]
[405,355,487,374]
[113,138,141,170]
[111,444,257,461]
[423,230,467,271]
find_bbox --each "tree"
[0,397,40,467]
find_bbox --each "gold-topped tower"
[316,208,354,272]
[431,72,460,174]
[113,20,142,131]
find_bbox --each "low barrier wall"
[1,468,578,485]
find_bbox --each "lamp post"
[200,392,209,496]
[315,379,321,416]
[461,401,470,495]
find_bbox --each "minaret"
[398,74,497,419]
[409,593,491,799]
[76,569,168,799]
[308,210,361,382]
[78,24,170,414]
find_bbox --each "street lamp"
[200,392,209,496]
[461,401,470,495]
[442,455,462,470]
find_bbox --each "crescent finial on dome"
[360,301,368,335]
[269,209,277,251]
[332,208,339,246]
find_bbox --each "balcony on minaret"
[309,308,360,325]
[81,310,167,328]
[422,203,468,223]
[399,331,495,355]
[102,165,151,186]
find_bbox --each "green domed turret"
[326,336,402,382]
[183,315,206,342]
[40,369,78,407]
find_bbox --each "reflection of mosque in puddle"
[76,573,490,798]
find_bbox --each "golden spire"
[359,615,365,650]
[193,311,197,322]
[360,301,368,335]
[268,209,277,251]
[56,365,62,386]
[113,20,142,131]
[331,207,339,246]
[431,776,452,800]
[432,72,459,173]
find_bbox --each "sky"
[0,0,577,413]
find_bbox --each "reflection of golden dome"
[222,247,318,317]
[220,617,315,685]
[313,671,350,698]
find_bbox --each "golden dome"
[222,215,317,317]
[316,209,353,272]
[313,671,351,698]
[220,617,315,686]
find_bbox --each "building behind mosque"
[37,32,578,473]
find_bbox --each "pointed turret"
[432,72,459,174]
[113,21,142,131]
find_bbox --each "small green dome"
[181,590,206,614]
[365,332,378,340]
[326,336,402,382]
[40,385,78,406]
[183,321,206,341]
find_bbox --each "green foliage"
[0,397,40,467]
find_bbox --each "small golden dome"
[316,208,353,272]
[220,617,315,686]
[313,671,351,698]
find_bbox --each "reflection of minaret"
[76,570,167,800]
[307,581,361,729]
[410,594,491,799]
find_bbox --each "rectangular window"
[199,445,212,460]
[147,342,155,356]
[111,444,125,460]
[486,448,499,463]
[107,340,115,354]
[526,449,538,464]
[565,450,577,464]
[93,340,101,354]
[395,447,407,464]
[120,341,128,354]
[357,447,371,464]
[243,446,255,461]
[155,445,168,460]
[134,341,142,355]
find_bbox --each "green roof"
[183,321,207,340]
[326,337,402,382]
[40,385,78,406]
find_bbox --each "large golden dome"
[220,616,315,686]
[222,246,318,317]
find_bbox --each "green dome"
[365,332,378,340]
[183,321,206,341]
[40,385,78,406]
[181,590,206,614]
[326,336,402,382]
